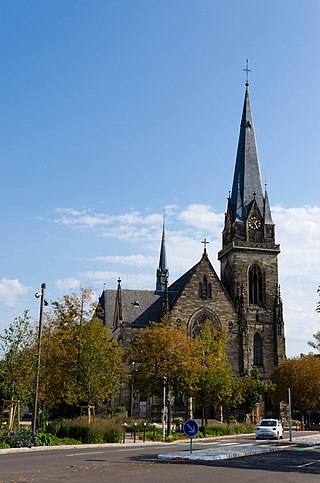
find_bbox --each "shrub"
[6,430,37,448]
[204,423,255,437]
[56,417,123,444]
[0,431,10,449]
[35,432,54,446]
[51,436,81,445]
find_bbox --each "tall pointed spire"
[230,82,265,222]
[156,213,169,293]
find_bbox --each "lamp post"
[32,282,46,433]
[162,379,166,441]
[130,362,135,417]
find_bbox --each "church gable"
[169,253,236,334]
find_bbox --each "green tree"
[308,286,320,357]
[271,356,320,423]
[0,310,36,405]
[235,369,275,420]
[308,331,320,357]
[193,321,233,426]
[130,317,200,434]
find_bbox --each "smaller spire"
[156,213,169,292]
[264,188,274,225]
[113,278,122,328]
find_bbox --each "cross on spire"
[243,59,252,86]
[201,238,209,254]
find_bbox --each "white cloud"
[82,270,155,290]
[0,279,28,306]
[54,210,112,228]
[179,204,224,235]
[51,203,320,357]
[54,208,163,231]
[55,277,81,292]
[273,205,320,281]
[91,255,157,268]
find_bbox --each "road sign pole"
[183,419,199,454]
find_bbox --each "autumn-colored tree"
[38,288,125,415]
[130,316,201,434]
[271,356,320,422]
[193,322,233,426]
[0,311,36,405]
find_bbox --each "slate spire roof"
[156,214,169,292]
[230,83,265,222]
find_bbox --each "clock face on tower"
[248,215,261,230]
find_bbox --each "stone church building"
[99,81,286,419]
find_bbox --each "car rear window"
[259,420,277,426]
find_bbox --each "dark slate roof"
[168,262,199,307]
[103,289,162,326]
[264,189,274,224]
[230,84,265,221]
[158,222,168,273]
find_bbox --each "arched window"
[253,333,263,366]
[249,264,263,305]
[189,311,221,338]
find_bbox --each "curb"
[158,445,285,461]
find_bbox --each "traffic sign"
[183,419,199,438]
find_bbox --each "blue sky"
[0,0,319,357]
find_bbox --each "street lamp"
[32,282,47,433]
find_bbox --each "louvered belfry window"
[249,264,263,305]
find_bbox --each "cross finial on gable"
[201,238,209,254]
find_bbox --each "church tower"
[218,78,286,378]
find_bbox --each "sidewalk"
[157,433,320,462]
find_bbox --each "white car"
[255,419,283,440]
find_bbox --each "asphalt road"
[0,432,319,483]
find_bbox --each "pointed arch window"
[249,264,263,305]
[253,333,263,366]
[189,311,221,338]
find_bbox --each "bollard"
[153,423,156,442]
[134,422,137,443]
[143,422,146,442]
[123,423,127,444]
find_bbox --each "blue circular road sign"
[183,419,199,438]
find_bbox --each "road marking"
[298,446,320,451]
[116,447,162,452]
[297,461,316,468]
[66,451,105,457]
